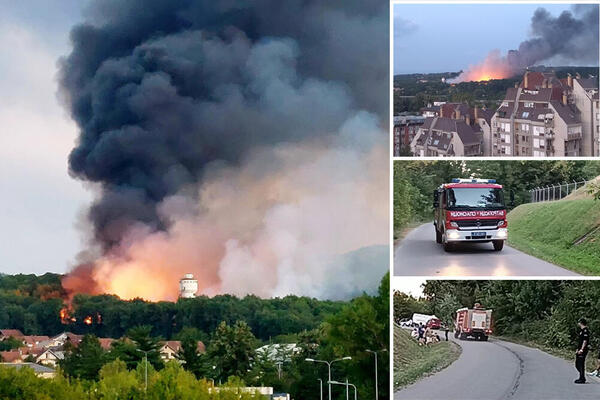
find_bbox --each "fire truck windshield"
[446,188,505,210]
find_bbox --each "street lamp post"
[329,380,357,400]
[317,378,323,400]
[348,382,357,400]
[366,349,386,400]
[136,349,150,393]
[305,357,351,400]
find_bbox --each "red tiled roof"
[0,351,23,363]
[98,338,114,351]
[0,330,24,338]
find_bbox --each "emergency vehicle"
[433,178,508,252]
[454,303,493,341]
[411,313,439,327]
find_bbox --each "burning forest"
[452,5,599,82]
[58,1,389,302]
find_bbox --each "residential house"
[0,330,24,341]
[159,340,206,361]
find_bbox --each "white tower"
[179,273,198,298]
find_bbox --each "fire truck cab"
[454,304,493,341]
[433,178,508,252]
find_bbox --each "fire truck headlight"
[447,230,460,240]
[497,228,507,238]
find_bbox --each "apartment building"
[393,115,425,156]
[410,116,482,156]
[571,75,600,156]
[410,102,490,156]
[490,71,584,156]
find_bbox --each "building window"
[524,102,534,108]
[522,112,529,118]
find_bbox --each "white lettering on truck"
[449,210,505,218]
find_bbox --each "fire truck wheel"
[492,240,504,251]
[435,229,442,244]
[443,241,453,252]
[459,333,467,340]
[482,335,489,341]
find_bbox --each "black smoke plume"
[59,0,388,249]
[508,5,599,69]
[454,5,599,82]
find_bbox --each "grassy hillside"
[507,191,600,275]
[394,325,461,389]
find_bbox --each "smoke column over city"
[453,5,599,82]
[59,0,389,301]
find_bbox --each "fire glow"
[451,50,514,83]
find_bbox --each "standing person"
[575,318,590,384]
[445,325,450,341]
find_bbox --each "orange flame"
[60,307,76,324]
[451,49,514,83]
[83,316,93,325]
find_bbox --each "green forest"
[393,67,599,114]
[394,280,600,359]
[393,160,600,239]
[0,273,389,399]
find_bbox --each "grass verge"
[394,324,461,390]
[496,335,599,374]
[507,199,600,275]
[394,220,427,244]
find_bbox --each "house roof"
[0,330,24,338]
[21,336,50,346]
[512,107,552,123]
[98,338,114,351]
[0,351,23,363]
[576,77,599,90]
[161,340,205,353]
[1,362,55,373]
[550,101,581,125]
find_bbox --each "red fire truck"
[454,304,493,341]
[433,178,508,252]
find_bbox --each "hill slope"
[507,186,600,275]
[394,326,460,389]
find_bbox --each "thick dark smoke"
[508,5,599,69]
[59,0,388,249]
[454,5,598,82]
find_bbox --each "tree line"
[394,160,600,238]
[0,273,390,399]
[394,280,600,353]
[0,273,344,342]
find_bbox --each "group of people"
[410,323,443,346]
[576,318,600,384]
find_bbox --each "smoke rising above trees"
[454,5,599,82]
[58,0,389,300]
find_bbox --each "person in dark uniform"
[444,325,449,341]
[575,318,590,384]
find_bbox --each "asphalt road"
[395,334,600,400]
[394,223,578,276]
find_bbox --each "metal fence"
[529,180,588,203]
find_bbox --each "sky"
[393,277,425,298]
[394,3,581,74]
[0,0,91,275]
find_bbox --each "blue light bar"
[451,178,497,184]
